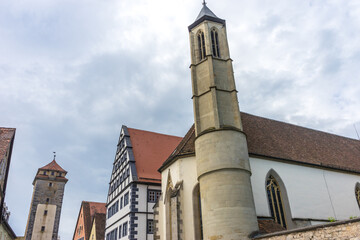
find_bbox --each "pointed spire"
[39,159,67,173]
[188,2,225,31]
[195,2,219,21]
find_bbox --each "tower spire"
[202,0,206,5]
[53,151,56,160]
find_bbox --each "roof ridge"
[128,127,182,139]
[241,111,360,142]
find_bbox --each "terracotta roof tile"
[128,128,182,183]
[39,159,67,173]
[74,201,106,240]
[160,112,360,173]
[0,128,16,162]
[94,213,106,240]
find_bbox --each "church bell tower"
[189,3,259,239]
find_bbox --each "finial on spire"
[53,151,56,160]
[203,0,206,6]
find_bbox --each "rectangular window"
[41,226,45,231]
[120,196,123,209]
[147,219,154,234]
[51,171,54,175]
[44,210,48,215]
[148,190,161,203]
[124,192,129,206]
[122,222,128,236]
[46,198,49,203]
[118,225,122,238]
[49,182,52,187]
[107,228,117,240]
[107,200,119,219]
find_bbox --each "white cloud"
[2,0,360,238]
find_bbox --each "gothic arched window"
[266,175,287,228]
[197,31,206,61]
[211,28,220,58]
[356,183,360,208]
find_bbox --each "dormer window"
[197,31,206,61]
[211,28,220,58]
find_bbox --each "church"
[153,3,360,240]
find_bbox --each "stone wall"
[25,179,66,240]
[255,218,360,240]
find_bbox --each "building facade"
[0,127,17,240]
[154,3,360,240]
[105,126,181,240]
[0,128,16,223]
[73,201,106,240]
[24,159,68,240]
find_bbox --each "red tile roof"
[0,128,16,162]
[39,159,67,173]
[73,201,106,240]
[94,212,106,240]
[128,128,182,183]
[160,112,360,173]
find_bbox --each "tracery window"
[211,28,220,57]
[266,175,287,228]
[197,31,206,61]
[356,183,360,208]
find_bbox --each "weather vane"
[53,151,56,160]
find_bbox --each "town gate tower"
[24,158,68,240]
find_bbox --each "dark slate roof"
[188,4,225,31]
[195,3,219,21]
[160,112,360,173]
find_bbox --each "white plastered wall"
[250,157,360,221]
[31,204,56,240]
[158,155,360,239]
[159,156,198,240]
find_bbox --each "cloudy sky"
[1,0,360,239]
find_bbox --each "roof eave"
[188,15,226,31]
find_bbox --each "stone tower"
[24,159,68,240]
[188,3,258,239]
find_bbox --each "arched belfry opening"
[197,30,206,61]
[265,169,294,229]
[211,28,220,58]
